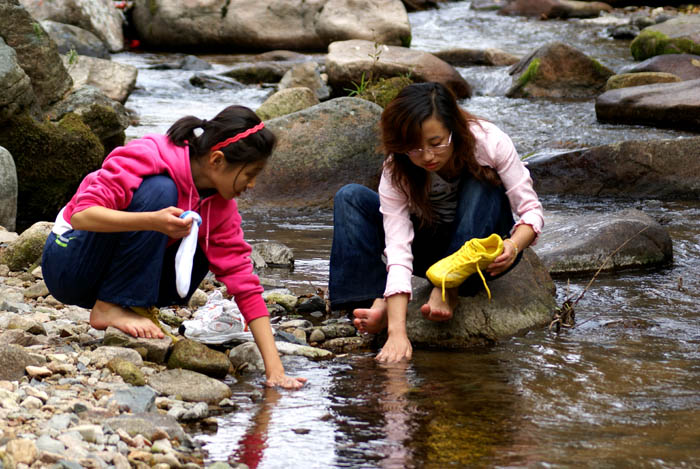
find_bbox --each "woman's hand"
[264,372,308,390]
[152,207,192,238]
[486,240,518,276]
[376,332,413,362]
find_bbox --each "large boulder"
[40,20,110,59]
[406,249,556,348]
[533,209,673,276]
[630,15,700,61]
[242,97,384,209]
[620,53,700,81]
[507,42,613,98]
[595,79,700,131]
[0,112,104,229]
[0,1,73,109]
[131,0,410,51]
[0,146,18,232]
[499,0,612,18]
[327,39,472,99]
[527,136,700,199]
[61,54,137,103]
[0,37,37,124]
[18,0,124,52]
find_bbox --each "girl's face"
[406,116,453,173]
[209,153,267,199]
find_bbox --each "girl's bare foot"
[420,287,458,322]
[90,300,164,339]
[353,298,388,334]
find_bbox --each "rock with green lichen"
[507,41,613,98]
[256,87,320,121]
[604,72,681,91]
[107,357,146,386]
[0,221,52,272]
[0,112,104,230]
[631,15,700,61]
[167,339,232,379]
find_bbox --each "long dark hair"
[167,105,276,166]
[380,82,500,226]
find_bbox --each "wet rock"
[507,42,613,98]
[609,24,640,40]
[619,53,700,81]
[19,0,125,52]
[499,0,612,19]
[595,79,700,131]
[604,72,681,90]
[252,241,295,268]
[630,15,700,60]
[433,47,520,66]
[309,328,326,343]
[278,61,331,100]
[0,221,53,272]
[327,39,472,98]
[527,136,700,199]
[40,20,110,59]
[321,336,372,353]
[256,87,320,121]
[319,323,357,340]
[275,341,335,359]
[189,73,245,91]
[148,368,232,404]
[167,339,231,379]
[243,97,384,209]
[406,249,556,348]
[103,327,172,363]
[0,148,18,233]
[533,209,673,276]
[263,290,298,311]
[228,341,265,372]
[61,55,138,104]
[221,61,295,84]
[180,55,212,71]
[296,295,326,313]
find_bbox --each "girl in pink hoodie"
[42,105,306,389]
[329,83,544,363]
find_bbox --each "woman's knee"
[129,175,178,212]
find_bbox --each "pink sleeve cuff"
[384,264,413,300]
[235,293,269,323]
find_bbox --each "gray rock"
[533,209,673,275]
[0,221,53,272]
[61,55,138,104]
[6,315,47,335]
[35,434,67,454]
[631,14,700,61]
[0,344,46,381]
[103,327,172,363]
[500,0,612,18]
[528,136,700,199]
[432,47,520,66]
[167,339,231,379]
[242,97,384,209]
[228,342,265,372]
[0,147,18,231]
[604,72,681,91]
[88,345,144,367]
[406,249,556,348]
[278,61,331,100]
[147,369,232,403]
[111,386,158,413]
[619,54,700,81]
[275,341,335,360]
[104,413,191,446]
[251,241,294,268]
[23,280,50,299]
[40,20,110,59]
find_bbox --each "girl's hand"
[153,207,192,238]
[486,240,517,276]
[265,372,308,390]
[376,333,413,362]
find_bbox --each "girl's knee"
[131,175,178,211]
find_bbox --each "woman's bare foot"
[353,298,388,334]
[420,287,458,322]
[90,300,164,339]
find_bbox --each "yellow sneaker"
[426,233,504,301]
[130,306,179,341]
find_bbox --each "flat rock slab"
[406,249,556,349]
[147,368,232,404]
[532,209,673,276]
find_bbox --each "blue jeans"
[329,177,518,310]
[42,175,209,309]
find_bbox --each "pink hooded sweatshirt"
[58,134,268,323]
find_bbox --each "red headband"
[211,122,265,152]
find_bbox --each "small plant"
[32,22,44,39]
[344,72,370,96]
[66,48,79,66]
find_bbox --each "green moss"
[81,104,126,154]
[149,0,158,16]
[358,76,414,108]
[590,58,612,78]
[517,58,540,88]
[0,112,104,230]
[400,34,412,48]
[629,30,700,60]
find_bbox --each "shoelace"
[437,239,492,302]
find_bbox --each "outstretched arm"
[248,315,307,390]
[70,205,192,238]
[376,293,413,363]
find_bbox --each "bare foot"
[420,287,458,322]
[353,298,388,334]
[90,300,164,339]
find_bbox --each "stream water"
[113,2,700,467]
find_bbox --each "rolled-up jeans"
[329,176,518,310]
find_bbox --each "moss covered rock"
[631,15,700,61]
[107,357,146,386]
[167,339,232,379]
[604,72,681,90]
[0,112,104,230]
[0,221,52,272]
[357,76,413,108]
[256,87,320,121]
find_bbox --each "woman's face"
[208,152,267,199]
[406,116,453,173]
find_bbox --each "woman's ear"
[209,150,225,168]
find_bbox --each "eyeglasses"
[406,133,452,158]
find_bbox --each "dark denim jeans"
[329,177,518,310]
[42,175,209,309]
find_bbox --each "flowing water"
[114,2,700,467]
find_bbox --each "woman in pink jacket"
[329,82,544,363]
[42,105,306,389]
